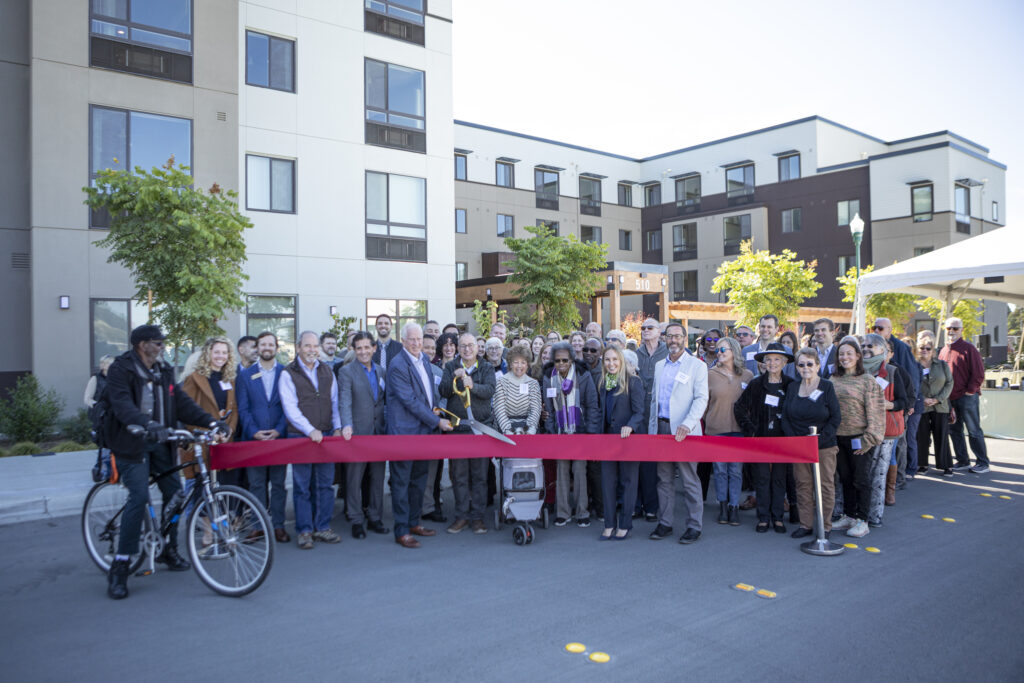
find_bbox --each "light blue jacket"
[647,352,709,436]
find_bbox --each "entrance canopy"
[855,225,1024,332]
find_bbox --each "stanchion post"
[800,426,844,556]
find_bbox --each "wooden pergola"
[667,301,853,334]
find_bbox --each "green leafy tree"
[915,298,985,339]
[1006,305,1022,338]
[471,299,506,339]
[327,314,358,339]
[504,224,607,334]
[0,375,64,443]
[83,158,252,349]
[837,264,918,330]
[711,241,822,328]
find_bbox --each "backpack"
[88,381,110,449]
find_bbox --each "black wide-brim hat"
[754,341,794,363]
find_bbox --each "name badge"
[851,438,862,450]
[764,395,779,407]
[922,368,930,376]
[809,389,823,402]
[746,352,756,361]
[433,375,441,386]
[219,380,232,391]
[495,371,504,380]
[674,373,689,384]
[827,364,836,375]
[546,387,557,398]
[875,377,889,390]
[380,378,386,390]
[741,382,748,390]
[519,383,530,395]
[251,372,263,380]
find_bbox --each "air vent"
[11,252,31,269]
[216,111,227,121]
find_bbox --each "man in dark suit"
[812,318,839,379]
[338,331,390,539]
[440,333,496,535]
[237,331,291,543]
[386,322,453,548]
[372,313,404,371]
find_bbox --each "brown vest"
[284,359,335,435]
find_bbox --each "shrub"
[61,408,95,444]
[8,441,42,456]
[0,375,64,443]
[53,440,92,453]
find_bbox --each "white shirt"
[405,349,433,406]
[278,360,341,436]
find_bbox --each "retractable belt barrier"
[210,434,820,470]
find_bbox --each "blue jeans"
[248,464,288,529]
[712,432,744,506]
[949,394,989,467]
[390,459,429,539]
[116,445,180,556]
[904,409,921,474]
[292,463,335,534]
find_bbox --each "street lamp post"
[850,212,865,332]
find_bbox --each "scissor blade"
[464,418,517,446]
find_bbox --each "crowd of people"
[93,311,991,598]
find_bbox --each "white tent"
[854,225,1024,333]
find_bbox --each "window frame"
[365,170,427,263]
[455,262,468,281]
[580,177,602,216]
[725,163,755,205]
[992,200,999,223]
[674,175,701,212]
[646,229,662,252]
[617,183,632,207]
[644,183,662,207]
[672,223,697,261]
[496,161,515,188]
[365,0,426,26]
[89,0,194,83]
[837,199,861,227]
[245,154,296,214]
[534,168,560,210]
[581,225,602,245]
[781,207,802,233]
[618,229,632,251]
[455,208,467,234]
[454,153,467,180]
[497,213,514,239]
[245,294,297,364]
[672,270,698,301]
[954,183,971,233]
[778,154,800,182]
[89,298,131,373]
[911,183,933,222]
[364,58,427,154]
[366,298,427,335]
[245,30,296,93]
[537,219,559,236]
[723,214,751,255]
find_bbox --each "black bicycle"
[81,426,273,597]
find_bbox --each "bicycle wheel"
[185,485,273,597]
[81,481,146,574]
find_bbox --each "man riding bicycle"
[101,325,227,600]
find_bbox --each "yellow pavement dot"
[734,583,755,592]
[942,517,956,523]
[565,643,586,654]
[589,652,610,664]
[865,547,881,553]
[921,514,935,519]
[756,589,777,599]
[980,493,993,497]
[999,495,1012,500]
[843,543,859,549]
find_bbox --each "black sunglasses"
[919,346,934,351]
[796,362,815,368]
[553,358,571,364]
[641,326,657,331]
[872,325,885,331]
[582,348,600,353]
[704,337,720,343]
[946,327,961,331]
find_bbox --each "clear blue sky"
[452,0,1023,219]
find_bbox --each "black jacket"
[542,359,601,435]
[734,372,794,437]
[439,358,496,431]
[597,374,647,434]
[102,350,214,460]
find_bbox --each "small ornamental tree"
[83,158,252,349]
[916,298,985,339]
[837,265,918,330]
[711,241,822,328]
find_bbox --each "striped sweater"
[491,374,542,434]
[831,371,886,448]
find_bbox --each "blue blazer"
[236,362,288,440]
[386,349,441,435]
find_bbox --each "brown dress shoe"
[409,525,436,537]
[274,528,291,543]
[395,534,421,548]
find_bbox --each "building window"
[581,226,602,244]
[454,153,467,180]
[496,161,514,188]
[838,255,854,275]
[724,214,751,255]
[537,219,559,236]
[837,199,861,227]
[535,168,559,210]
[644,183,662,207]
[246,155,295,213]
[619,230,632,251]
[673,271,697,301]
[89,0,193,83]
[955,184,971,233]
[781,207,802,233]
[913,246,934,257]
[497,214,514,239]
[672,223,697,261]
[365,171,426,262]
[90,298,131,371]
[725,164,755,205]
[456,262,468,281]
[911,184,933,222]
[675,175,701,212]
[646,229,662,251]
[580,177,602,216]
[245,31,295,92]
[364,0,425,46]
[246,295,297,363]
[89,105,192,228]
[364,59,426,153]
[367,299,426,334]
[455,208,466,234]
[992,200,999,222]
[618,183,632,207]
[778,154,800,182]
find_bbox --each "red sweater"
[938,338,984,400]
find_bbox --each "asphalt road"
[2,439,1022,682]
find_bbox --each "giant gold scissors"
[434,375,516,446]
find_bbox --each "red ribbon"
[210,434,820,470]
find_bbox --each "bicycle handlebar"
[126,425,224,444]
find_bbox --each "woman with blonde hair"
[707,336,754,526]
[596,346,645,539]
[182,336,240,483]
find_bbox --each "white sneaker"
[846,520,870,538]
[831,515,856,531]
